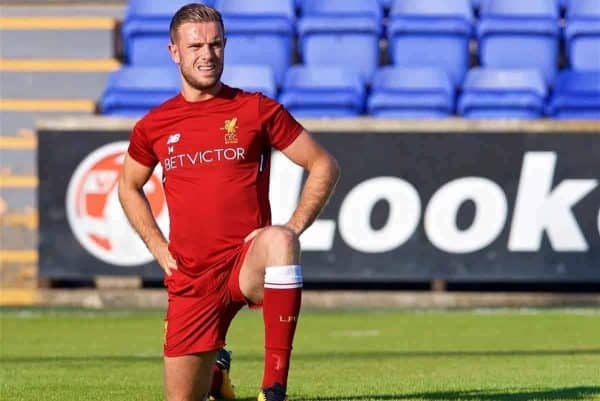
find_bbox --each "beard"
[180,63,223,91]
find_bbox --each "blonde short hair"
[169,3,225,42]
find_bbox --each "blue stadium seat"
[216,0,295,86]
[221,64,277,99]
[378,0,394,12]
[367,67,455,118]
[279,66,365,117]
[300,0,382,19]
[100,66,180,116]
[548,70,600,119]
[471,0,483,12]
[565,0,600,71]
[387,0,473,86]
[122,0,206,65]
[458,68,547,119]
[297,0,382,82]
[478,0,560,83]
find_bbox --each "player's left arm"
[280,129,341,235]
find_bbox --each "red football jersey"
[127,85,303,275]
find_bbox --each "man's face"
[169,21,225,91]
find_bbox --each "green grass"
[1,307,599,400]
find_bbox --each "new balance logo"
[167,133,181,145]
[167,133,181,155]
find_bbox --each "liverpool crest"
[221,117,238,144]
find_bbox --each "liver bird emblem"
[222,117,238,144]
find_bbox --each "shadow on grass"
[3,348,600,364]
[303,386,600,400]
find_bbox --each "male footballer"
[118,3,340,401]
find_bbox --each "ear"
[168,42,180,64]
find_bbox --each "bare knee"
[258,226,300,264]
[239,226,300,303]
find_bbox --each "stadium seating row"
[100,65,600,119]
[122,0,600,86]
[134,0,585,13]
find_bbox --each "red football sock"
[261,265,303,390]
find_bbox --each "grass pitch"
[1,307,599,401]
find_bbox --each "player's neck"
[180,81,222,103]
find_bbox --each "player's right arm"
[118,154,177,276]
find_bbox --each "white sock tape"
[264,265,303,289]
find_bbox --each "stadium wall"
[36,118,600,286]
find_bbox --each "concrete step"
[0,148,36,175]
[0,181,36,212]
[1,110,94,135]
[0,135,37,147]
[0,245,37,290]
[0,136,37,176]
[0,181,37,249]
[0,59,118,99]
[0,222,37,249]
[1,99,95,134]
[0,17,116,59]
[0,208,37,229]
[0,260,37,289]
[0,4,125,18]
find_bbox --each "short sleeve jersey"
[128,85,303,275]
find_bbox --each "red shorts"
[163,240,253,357]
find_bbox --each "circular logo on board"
[66,141,169,266]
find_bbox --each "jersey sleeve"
[259,93,304,151]
[127,119,158,167]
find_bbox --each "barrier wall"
[38,118,600,282]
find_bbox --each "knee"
[259,226,300,256]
